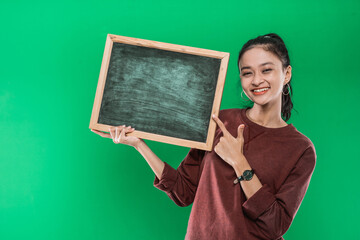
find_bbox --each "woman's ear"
[284,65,292,84]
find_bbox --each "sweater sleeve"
[153,147,206,207]
[242,144,316,239]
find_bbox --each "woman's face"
[239,46,291,107]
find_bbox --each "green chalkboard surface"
[98,42,221,143]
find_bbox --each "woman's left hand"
[212,114,246,168]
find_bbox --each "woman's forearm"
[135,140,165,180]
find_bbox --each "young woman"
[92,33,316,240]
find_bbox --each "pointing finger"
[212,114,230,137]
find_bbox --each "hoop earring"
[282,83,290,96]
[241,90,252,101]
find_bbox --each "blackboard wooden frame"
[89,34,229,150]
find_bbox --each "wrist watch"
[234,169,254,184]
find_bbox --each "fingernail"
[212,114,215,118]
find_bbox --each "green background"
[1,0,359,239]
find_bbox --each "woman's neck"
[246,104,288,128]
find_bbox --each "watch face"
[243,170,253,181]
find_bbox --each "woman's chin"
[251,96,266,103]
[252,99,272,106]
[251,95,281,107]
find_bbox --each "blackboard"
[89,34,229,150]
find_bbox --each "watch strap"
[234,175,244,184]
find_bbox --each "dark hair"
[237,33,294,122]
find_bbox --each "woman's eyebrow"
[240,62,275,71]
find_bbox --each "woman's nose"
[251,72,264,86]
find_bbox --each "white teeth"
[253,88,269,92]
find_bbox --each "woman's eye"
[242,72,251,76]
[263,69,272,73]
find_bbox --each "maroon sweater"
[154,108,316,240]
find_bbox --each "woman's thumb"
[237,124,245,139]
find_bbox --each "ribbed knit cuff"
[242,184,276,220]
[153,162,178,192]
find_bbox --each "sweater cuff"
[242,184,276,220]
[153,162,178,192]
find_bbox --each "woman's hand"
[212,114,262,199]
[91,125,142,148]
[212,114,246,168]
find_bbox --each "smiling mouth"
[252,87,270,95]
